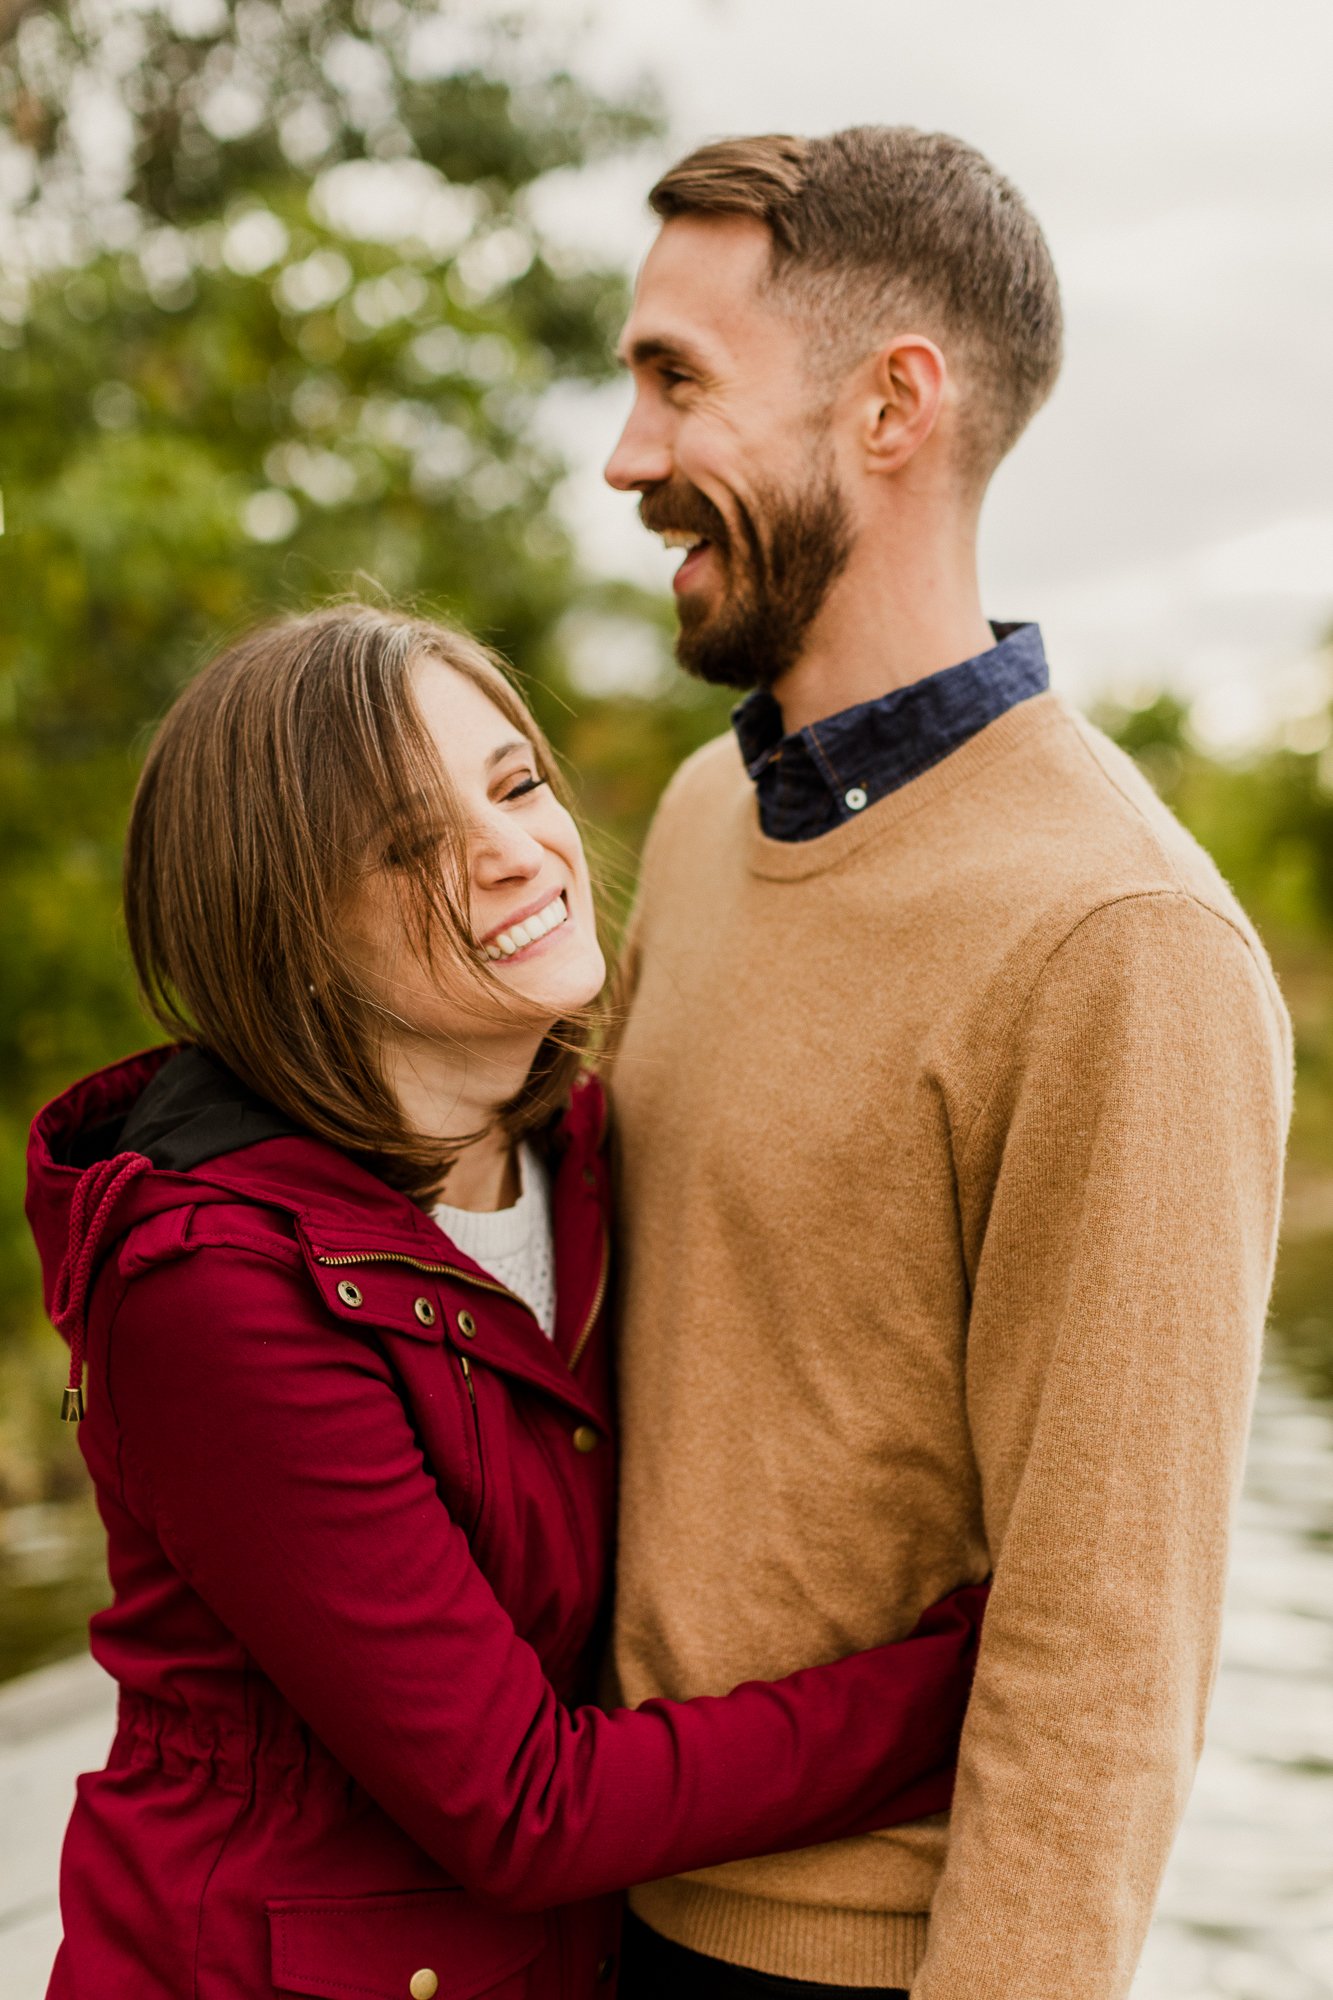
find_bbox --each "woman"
[26,606,986,2000]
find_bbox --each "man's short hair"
[649,127,1063,479]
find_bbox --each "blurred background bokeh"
[0,3,1330,1995]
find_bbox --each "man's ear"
[861,336,948,474]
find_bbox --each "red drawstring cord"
[52,1153,153,1423]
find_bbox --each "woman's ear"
[861,335,948,474]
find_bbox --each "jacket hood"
[28,1047,291,1340]
[27,1045,605,1420]
[27,1047,172,1420]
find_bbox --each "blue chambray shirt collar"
[731,621,1050,843]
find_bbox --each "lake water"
[2,1368,1331,1997]
[1131,1370,1333,1998]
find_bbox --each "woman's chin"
[499,950,607,1022]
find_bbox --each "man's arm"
[914,890,1291,2000]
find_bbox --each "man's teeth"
[659,530,705,551]
[484,895,569,961]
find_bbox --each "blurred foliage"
[1270,1232,1333,1403]
[0,0,659,759]
[1091,687,1333,1402]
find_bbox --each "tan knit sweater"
[609,691,1291,1997]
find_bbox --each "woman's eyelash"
[502,775,547,802]
[382,776,546,858]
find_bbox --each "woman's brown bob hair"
[125,604,601,1201]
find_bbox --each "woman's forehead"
[411,655,532,764]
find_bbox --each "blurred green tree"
[0,0,662,748]
[1095,669,1333,1400]
[0,0,681,1458]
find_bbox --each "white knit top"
[431,1142,555,1340]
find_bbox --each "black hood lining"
[117,1046,302,1172]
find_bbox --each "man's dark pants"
[617,1912,909,1999]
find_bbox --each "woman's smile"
[481,890,571,962]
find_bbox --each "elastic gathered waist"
[113,1687,352,1805]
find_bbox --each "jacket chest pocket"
[268,1889,546,2000]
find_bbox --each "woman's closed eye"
[498,773,548,804]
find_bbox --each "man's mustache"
[638,482,730,550]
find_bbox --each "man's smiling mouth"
[657,529,717,592]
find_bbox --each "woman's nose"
[470,810,544,886]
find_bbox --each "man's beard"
[639,463,855,692]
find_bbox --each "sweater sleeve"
[105,1247,984,1913]
[913,891,1290,2000]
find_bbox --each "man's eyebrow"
[617,333,710,373]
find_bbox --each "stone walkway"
[1130,1372,1333,1999]
[0,1652,114,1998]
[3,1371,1331,1999]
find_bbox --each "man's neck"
[770,518,992,736]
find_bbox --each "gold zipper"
[317,1235,609,1377]
[458,1352,476,1406]
[568,1232,609,1373]
[316,1249,520,1304]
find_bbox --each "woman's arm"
[105,1245,983,1912]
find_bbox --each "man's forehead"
[616,213,777,368]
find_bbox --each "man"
[602,128,1291,1999]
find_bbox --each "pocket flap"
[268,1889,546,2000]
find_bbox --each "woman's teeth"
[484,894,568,960]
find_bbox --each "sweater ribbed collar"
[745,691,1067,881]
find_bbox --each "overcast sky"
[519,0,1333,744]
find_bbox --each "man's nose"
[604,395,673,492]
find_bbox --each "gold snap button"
[413,1297,436,1327]
[409,1972,438,2000]
[335,1280,364,1308]
[457,1310,477,1338]
[572,1425,598,1454]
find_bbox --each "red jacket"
[26,1047,986,2000]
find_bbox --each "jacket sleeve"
[912,892,1291,2000]
[104,1245,984,1912]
